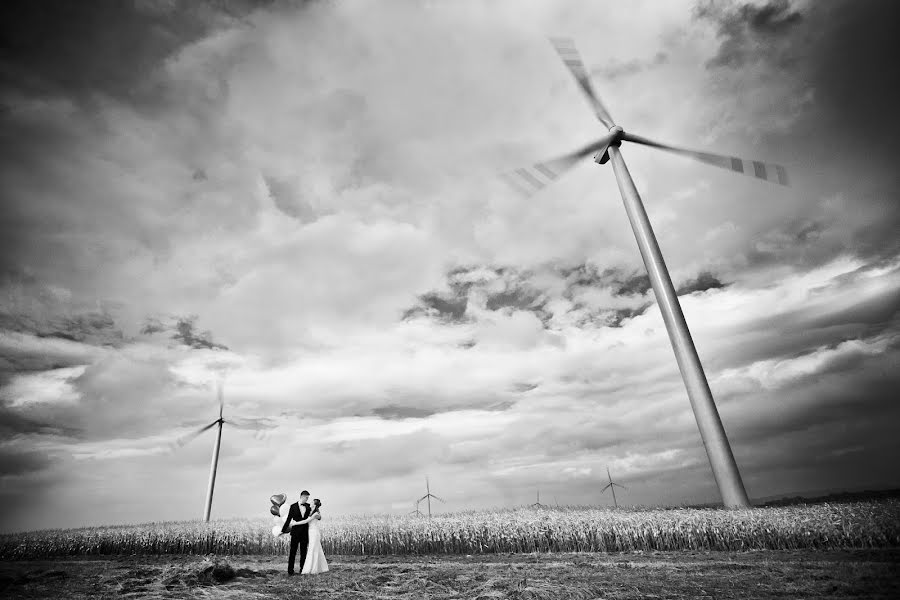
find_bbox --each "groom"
[283,490,321,575]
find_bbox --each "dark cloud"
[402,291,469,323]
[367,397,515,422]
[263,175,318,222]
[797,288,900,338]
[727,348,900,495]
[0,309,124,349]
[0,446,52,476]
[698,0,803,69]
[676,271,726,295]
[608,306,648,327]
[484,279,554,326]
[485,286,541,312]
[0,352,195,442]
[40,313,124,346]
[371,404,436,420]
[708,277,900,371]
[0,267,126,372]
[736,346,899,442]
[698,0,900,266]
[141,315,228,350]
[615,273,652,297]
[563,304,649,329]
[405,263,657,330]
[172,316,228,351]
[0,272,126,386]
[0,0,278,106]
[558,263,651,298]
[0,406,76,437]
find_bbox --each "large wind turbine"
[502,39,791,508]
[171,379,268,521]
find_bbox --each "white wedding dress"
[301,514,329,575]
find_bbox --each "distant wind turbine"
[530,489,547,509]
[408,498,425,517]
[418,476,444,518]
[601,467,627,508]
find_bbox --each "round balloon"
[270,504,281,516]
[270,493,287,506]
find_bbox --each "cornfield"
[2,501,898,559]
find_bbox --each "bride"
[301,498,329,575]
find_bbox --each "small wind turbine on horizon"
[418,476,444,518]
[499,38,791,508]
[601,467,627,508]
[170,378,271,522]
[408,498,425,517]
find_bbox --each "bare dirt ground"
[1,549,898,599]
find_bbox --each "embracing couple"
[280,490,329,576]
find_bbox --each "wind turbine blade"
[432,495,445,503]
[613,484,627,490]
[621,132,790,186]
[600,483,612,492]
[170,420,218,450]
[550,37,615,128]
[499,133,618,197]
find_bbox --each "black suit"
[284,501,311,574]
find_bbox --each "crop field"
[2,501,899,599]
[2,500,899,559]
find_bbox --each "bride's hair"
[312,498,322,514]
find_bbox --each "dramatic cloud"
[0,0,898,532]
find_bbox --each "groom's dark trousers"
[284,502,311,574]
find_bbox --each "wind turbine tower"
[170,378,267,522]
[204,381,225,522]
[601,466,627,508]
[419,476,444,518]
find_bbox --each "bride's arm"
[296,513,320,524]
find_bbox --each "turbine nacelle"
[594,126,624,165]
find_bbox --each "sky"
[1,0,899,533]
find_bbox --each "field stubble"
[2,550,899,599]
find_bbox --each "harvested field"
[2,549,899,599]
